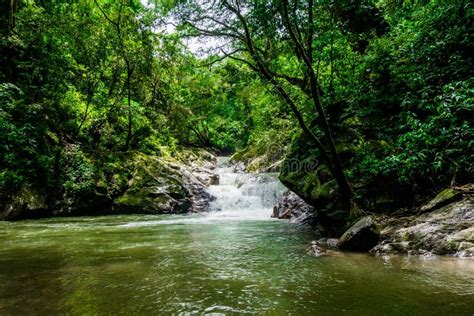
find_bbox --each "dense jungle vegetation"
[0,0,473,224]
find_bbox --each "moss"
[173,147,215,167]
[343,116,362,127]
[231,146,263,163]
[246,156,268,172]
[304,175,320,199]
[311,180,337,203]
[402,232,411,241]
[116,190,167,206]
[109,150,202,214]
[279,171,306,198]
[231,145,283,172]
[437,188,460,200]
[421,188,463,212]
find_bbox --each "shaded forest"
[1,0,472,228]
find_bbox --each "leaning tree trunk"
[280,0,353,211]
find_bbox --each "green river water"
[0,163,473,315]
[0,215,473,315]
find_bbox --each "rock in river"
[337,216,380,252]
[307,241,327,257]
[272,190,315,224]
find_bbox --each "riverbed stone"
[455,242,474,257]
[338,216,380,251]
[193,169,219,186]
[314,238,339,250]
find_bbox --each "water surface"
[0,161,473,315]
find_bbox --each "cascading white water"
[206,157,286,220]
[120,157,286,226]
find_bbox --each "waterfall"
[120,157,285,226]
[205,157,286,220]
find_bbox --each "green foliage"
[61,145,96,197]
[391,80,473,183]
[0,83,54,194]
[0,0,472,212]
[348,1,473,192]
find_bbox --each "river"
[0,159,473,315]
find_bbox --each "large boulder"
[278,134,351,234]
[1,148,217,220]
[337,216,380,251]
[372,193,473,257]
[192,166,219,186]
[112,152,214,214]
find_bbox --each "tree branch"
[199,48,247,67]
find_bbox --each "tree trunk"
[124,67,132,150]
[8,0,17,34]
[280,0,352,211]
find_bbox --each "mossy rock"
[420,188,463,213]
[176,147,216,168]
[311,180,337,206]
[246,155,268,172]
[279,170,306,192]
[278,133,353,234]
[109,152,193,214]
[114,188,190,214]
[108,150,216,214]
[231,147,282,173]
[280,161,326,205]
[1,187,50,220]
[303,173,321,199]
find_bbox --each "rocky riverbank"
[232,146,473,258]
[372,190,473,257]
[302,186,474,258]
[270,179,473,258]
[0,148,217,220]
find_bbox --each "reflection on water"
[0,160,473,315]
